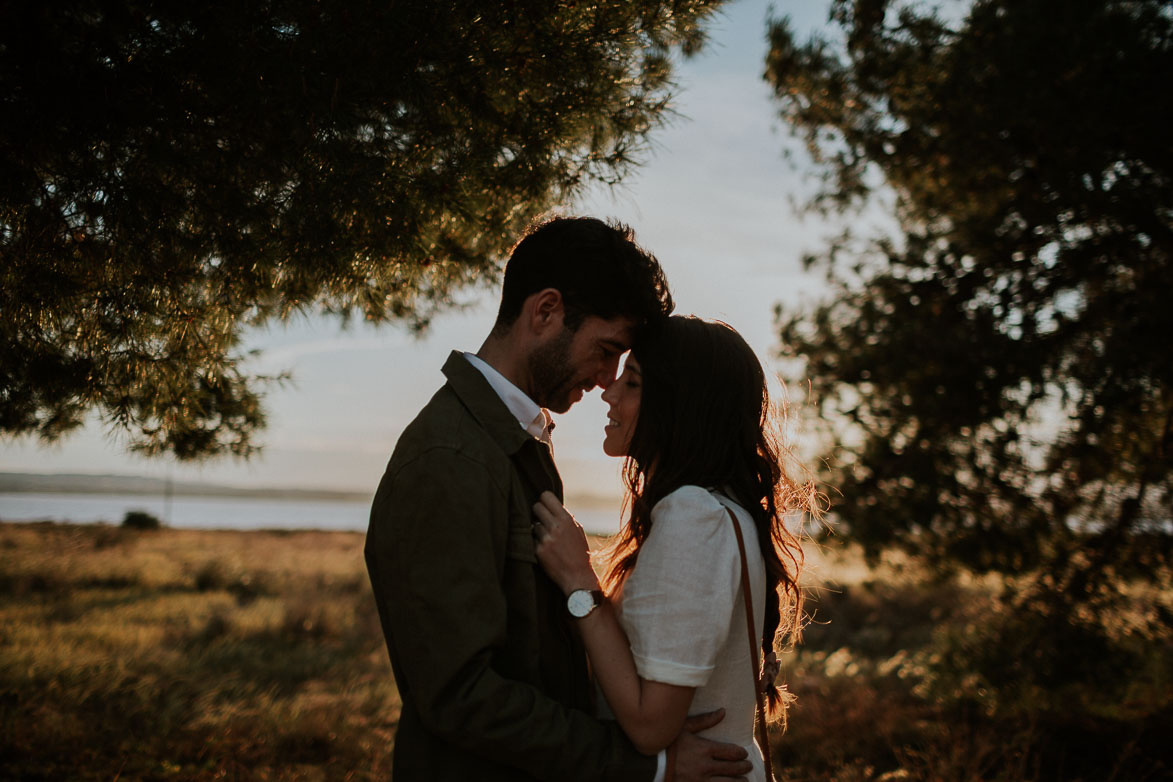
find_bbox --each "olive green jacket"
[365,351,655,781]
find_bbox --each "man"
[365,217,754,781]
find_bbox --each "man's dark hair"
[493,216,674,333]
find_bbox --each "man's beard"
[527,326,581,413]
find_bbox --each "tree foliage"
[766,0,1172,584]
[1,0,725,459]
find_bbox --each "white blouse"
[599,485,767,780]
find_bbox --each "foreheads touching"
[482,216,673,411]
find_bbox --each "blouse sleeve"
[620,485,741,688]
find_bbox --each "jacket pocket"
[506,524,537,563]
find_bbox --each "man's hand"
[669,709,754,782]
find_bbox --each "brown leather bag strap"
[725,507,776,782]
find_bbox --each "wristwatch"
[566,588,604,619]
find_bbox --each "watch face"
[568,590,595,618]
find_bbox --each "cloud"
[249,333,412,370]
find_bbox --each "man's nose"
[594,364,619,389]
[600,353,625,387]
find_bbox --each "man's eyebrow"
[601,338,628,352]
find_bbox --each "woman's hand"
[534,491,697,755]
[532,491,599,595]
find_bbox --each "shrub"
[122,510,162,530]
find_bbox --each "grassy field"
[1,522,394,781]
[1,521,1168,781]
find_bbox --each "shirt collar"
[464,352,554,442]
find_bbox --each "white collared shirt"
[464,352,553,443]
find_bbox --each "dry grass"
[0,522,396,781]
[1,522,1168,781]
[770,541,1173,782]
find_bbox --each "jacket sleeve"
[365,446,656,782]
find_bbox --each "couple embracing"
[365,217,805,781]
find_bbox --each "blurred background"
[1,0,845,535]
[2,1,1169,780]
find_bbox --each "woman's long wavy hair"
[600,316,810,721]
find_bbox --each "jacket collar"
[442,350,533,455]
[463,352,553,441]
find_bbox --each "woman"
[532,315,807,781]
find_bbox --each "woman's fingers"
[532,498,599,594]
[537,491,574,521]
[537,490,562,513]
[532,508,563,543]
[533,493,578,531]
[532,500,555,525]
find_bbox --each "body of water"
[0,492,624,535]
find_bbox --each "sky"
[0,0,857,503]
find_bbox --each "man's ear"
[526,288,565,336]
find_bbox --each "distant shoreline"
[0,471,624,509]
[0,471,369,503]
[0,473,625,535]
